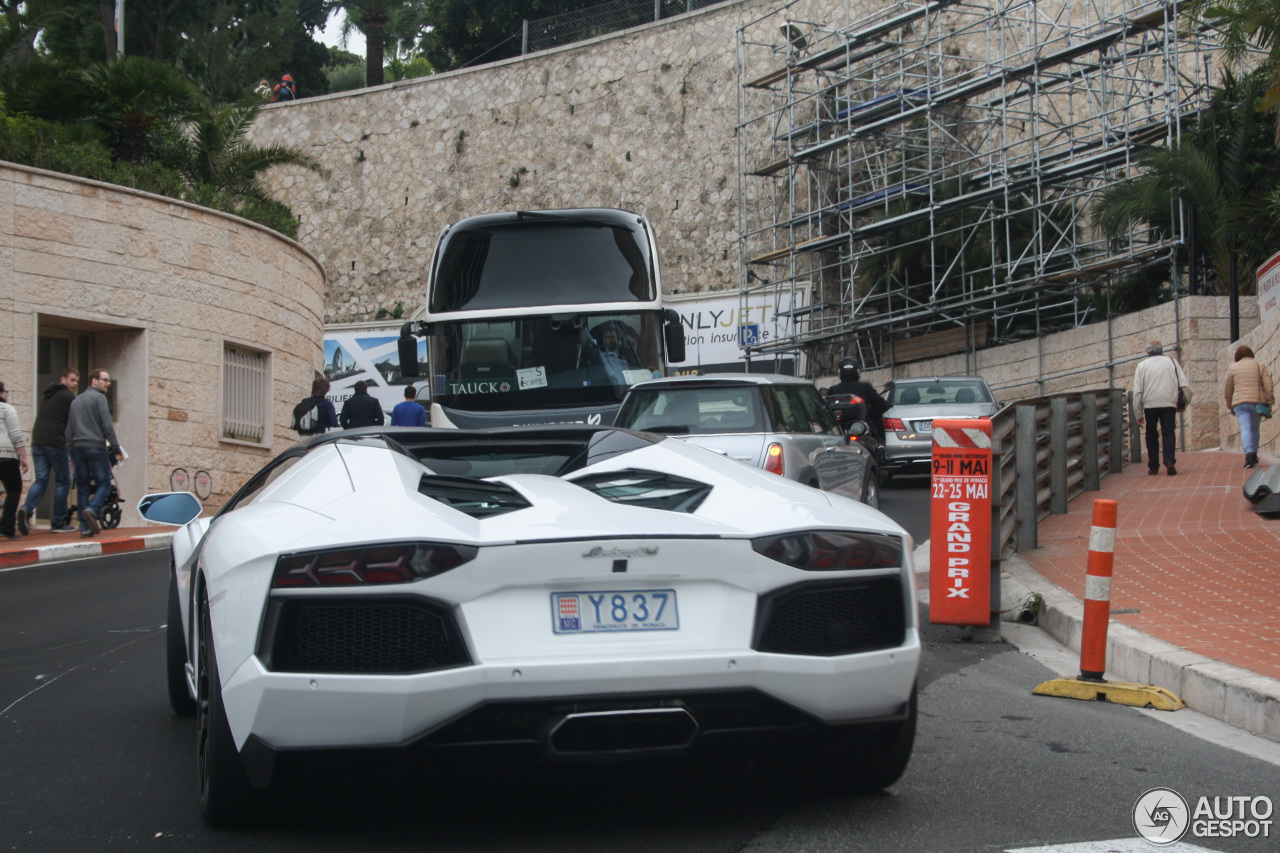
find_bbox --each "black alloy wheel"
[196,587,260,826]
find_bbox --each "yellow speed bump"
[1033,676,1185,711]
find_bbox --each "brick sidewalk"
[1019,450,1280,682]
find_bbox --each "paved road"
[3,528,1279,850]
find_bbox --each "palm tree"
[75,56,203,161]
[326,0,424,87]
[1092,70,1280,297]
[166,98,319,199]
[1185,0,1280,137]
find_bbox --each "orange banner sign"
[929,419,993,626]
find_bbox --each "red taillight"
[272,543,478,588]
[763,443,785,476]
[751,530,903,570]
[884,417,905,431]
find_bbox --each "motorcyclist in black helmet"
[826,357,889,441]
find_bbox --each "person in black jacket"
[339,380,386,429]
[825,357,889,441]
[17,368,78,534]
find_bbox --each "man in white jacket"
[1132,339,1191,476]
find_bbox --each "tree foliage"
[416,0,603,71]
[1187,0,1280,122]
[0,55,315,238]
[1093,69,1280,295]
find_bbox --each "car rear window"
[890,380,991,406]
[616,386,765,434]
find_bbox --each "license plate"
[551,589,679,634]
[918,420,933,432]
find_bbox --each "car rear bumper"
[883,439,932,472]
[222,635,921,755]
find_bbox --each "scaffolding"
[735,0,1223,375]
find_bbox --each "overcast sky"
[318,9,366,56]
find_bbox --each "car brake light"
[884,417,905,431]
[763,442,784,476]
[751,530,902,570]
[272,543,478,588]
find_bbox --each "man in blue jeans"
[65,369,121,537]
[17,368,79,534]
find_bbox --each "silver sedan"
[614,373,881,508]
[881,376,998,479]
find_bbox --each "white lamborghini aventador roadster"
[143,426,920,826]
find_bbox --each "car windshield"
[889,380,992,406]
[615,385,766,435]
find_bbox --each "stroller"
[78,454,123,530]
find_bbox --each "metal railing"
[523,0,728,54]
[991,388,1128,563]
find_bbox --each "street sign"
[929,418,993,625]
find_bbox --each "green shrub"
[326,64,366,94]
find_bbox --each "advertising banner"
[323,324,428,418]
[929,419,993,626]
[666,289,808,375]
[1257,250,1280,328]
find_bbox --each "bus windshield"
[430,313,663,413]
[430,214,655,313]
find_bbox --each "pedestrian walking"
[16,368,78,535]
[65,369,121,537]
[0,381,31,541]
[390,385,427,427]
[339,380,385,430]
[1132,339,1192,476]
[291,377,339,436]
[1223,345,1275,469]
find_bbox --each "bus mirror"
[663,313,686,363]
[398,324,420,378]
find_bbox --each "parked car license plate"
[551,590,679,633]
[918,420,933,432]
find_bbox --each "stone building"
[0,163,325,524]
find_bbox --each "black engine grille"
[262,597,470,674]
[754,579,905,656]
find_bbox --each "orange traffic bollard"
[1079,499,1118,681]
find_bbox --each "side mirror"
[137,492,203,526]
[398,322,420,379]
[662,309,686,364]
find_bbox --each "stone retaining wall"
[250,0,863,323]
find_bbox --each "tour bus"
[397,208,686,428]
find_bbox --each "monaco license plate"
[551,590,679,634]
[918,420,933,432]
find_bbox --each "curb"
[0,532,173,570]
[1005,553,1280,743]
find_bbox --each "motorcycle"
[826,394,889,484]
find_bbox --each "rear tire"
[166,572,196,716]
[197,588,261,826]
[760,684,917,796]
